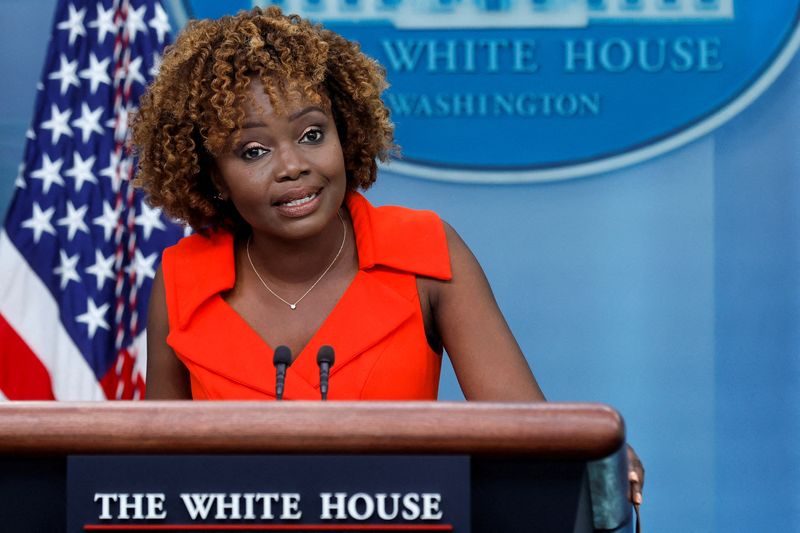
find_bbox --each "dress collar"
[169,191,451,330]
[346,191,451,279]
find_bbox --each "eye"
[300,128,324,144]
[240,144,268,161]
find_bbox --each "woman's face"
[213,79,347,241]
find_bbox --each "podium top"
[0,401,624,458]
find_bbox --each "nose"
[273,143,309,182]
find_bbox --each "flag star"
[148,4,171,43]
[127,249,158,287]
[107,104,134,142]
[149,52,163,77]
[40,104,73,144]
[15,163,26,189]
[76,297,110,339]
[124,56,146,92]
[21,203,57,243]
[48,54,80,95]
[97,156,132,193]
[30,154,65,194]
[26,128,36,140]
[56,3,87,46]
[99,151,122,190]
[36,81,44,91]
[64,152,97,192]
[89,2,117,43]
[56,200,90,241]
[93,201,121,241]
[79,52,111,94]
[125,4,148,43]
[113,157,133,190]
[53,250,81,290]
[104,113,117,132]
[85,249,116,290]
[71,103,105,143]
[183,225,193,238]
[135,203,166,240]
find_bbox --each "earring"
[213,192,225,201]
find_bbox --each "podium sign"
[67,455,470,532]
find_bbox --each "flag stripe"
[0,230,105,400]
[0,313,55,400]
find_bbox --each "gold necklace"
[246,211,346,310]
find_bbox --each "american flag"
[0,0,185,400]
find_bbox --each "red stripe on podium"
[84,525,454,531]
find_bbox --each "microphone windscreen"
[317,345,335,366]
[274,345,293,366]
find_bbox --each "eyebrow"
[241,106,327,130]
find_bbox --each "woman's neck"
[243,210,352,285]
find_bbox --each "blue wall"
[368,53,800,530]
[2,2,798,531]
[712,62,800,531]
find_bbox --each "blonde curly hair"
[132,6,395,232]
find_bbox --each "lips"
[272,186,324,218]
[272,187,322,207]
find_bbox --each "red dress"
[161,192,452,400]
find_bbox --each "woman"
[132,6,643,504]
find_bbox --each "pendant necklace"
[246,211,346,310]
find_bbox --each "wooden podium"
[0,402,633,532]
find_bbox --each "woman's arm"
[424,222,545,401]
[427,222,644,504]
[144,265,192,399]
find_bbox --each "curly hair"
[131,6,395,232]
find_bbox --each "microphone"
[316,345,335,401]
[273,345,292,401]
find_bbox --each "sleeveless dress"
[160,192,452,400]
